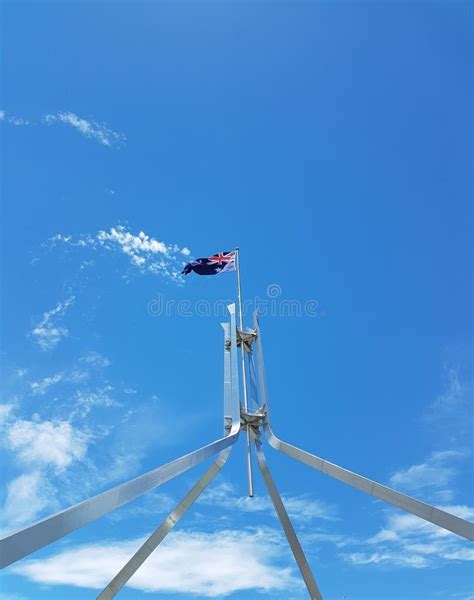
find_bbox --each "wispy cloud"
[389,450,466,503]
[71,386,118,419]
[31,296,75,351]
[423,360,473,445]
[43,112,125,147]
[79,351,111,369]
[50,226,191,282]
[28,352,112,401]
[0,110,30,126]
[200,481,338,522]
[1,109,125,147]
[343,549,430,568]
[11,528,299,597]
[340,499,474,570]
[30,373,63,395]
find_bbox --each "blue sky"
[1,1,473,599]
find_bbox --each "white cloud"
[50,226,190,282]
[8,116,30,126]
[71,386,118,418]
[30,373,63,395]
[0,404,14,424]
[80,351,111,369]
[31,296,75,351]
[200,481,337,522]
[1,109,123,146]
[0,110,30,125]
[382,505,474,539]
[7,418,90,470]
[340,504,474,570]
[443,548,474,561]
[27,353,111,397]
[389,450,464,498]
[98,226,168,256]
[343,551,429,569]
[1,472,57,532]
[11,528,299,596]
[43,112,125,147]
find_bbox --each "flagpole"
[235,247,254,498]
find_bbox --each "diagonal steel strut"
[97,447,232,600]
[0,433,239,570]
[252,311,474,542]
[97,314,240,599]
[264,425,474,541]
[252,432,323,600]
[0,304,241,569]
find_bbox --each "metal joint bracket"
[240,407,266,435]
[237,328,257,354]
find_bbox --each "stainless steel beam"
[248,353,259,412]
[0,304,242,569]
[252,311,474,542]
[228,303,241,426]
[97,447,232,600]
[221,322,232,434]
[253,433,323,600]
[0,431,239,569]
[264,425,474,541]
[234,250,254,498]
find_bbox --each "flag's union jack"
[182,251,236,276]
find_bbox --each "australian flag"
[182,251,236,276]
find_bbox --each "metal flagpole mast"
[235,247,254,497]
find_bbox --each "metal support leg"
[264,425,474,541]
[252,310,474,542]
[253,433,323,600]
[1,304,242,569]
[0,431,240,569]
[97,447,232,599]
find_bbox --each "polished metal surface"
[253,433,323,600]
[0,305,241,569]
[252,311,474,542]
[221,322,232,434]
[228,303,241,427]
[252,310,269,413]
[248,352,259,411]
[96,448,232,600]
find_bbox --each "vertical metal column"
[235,248,254,497]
